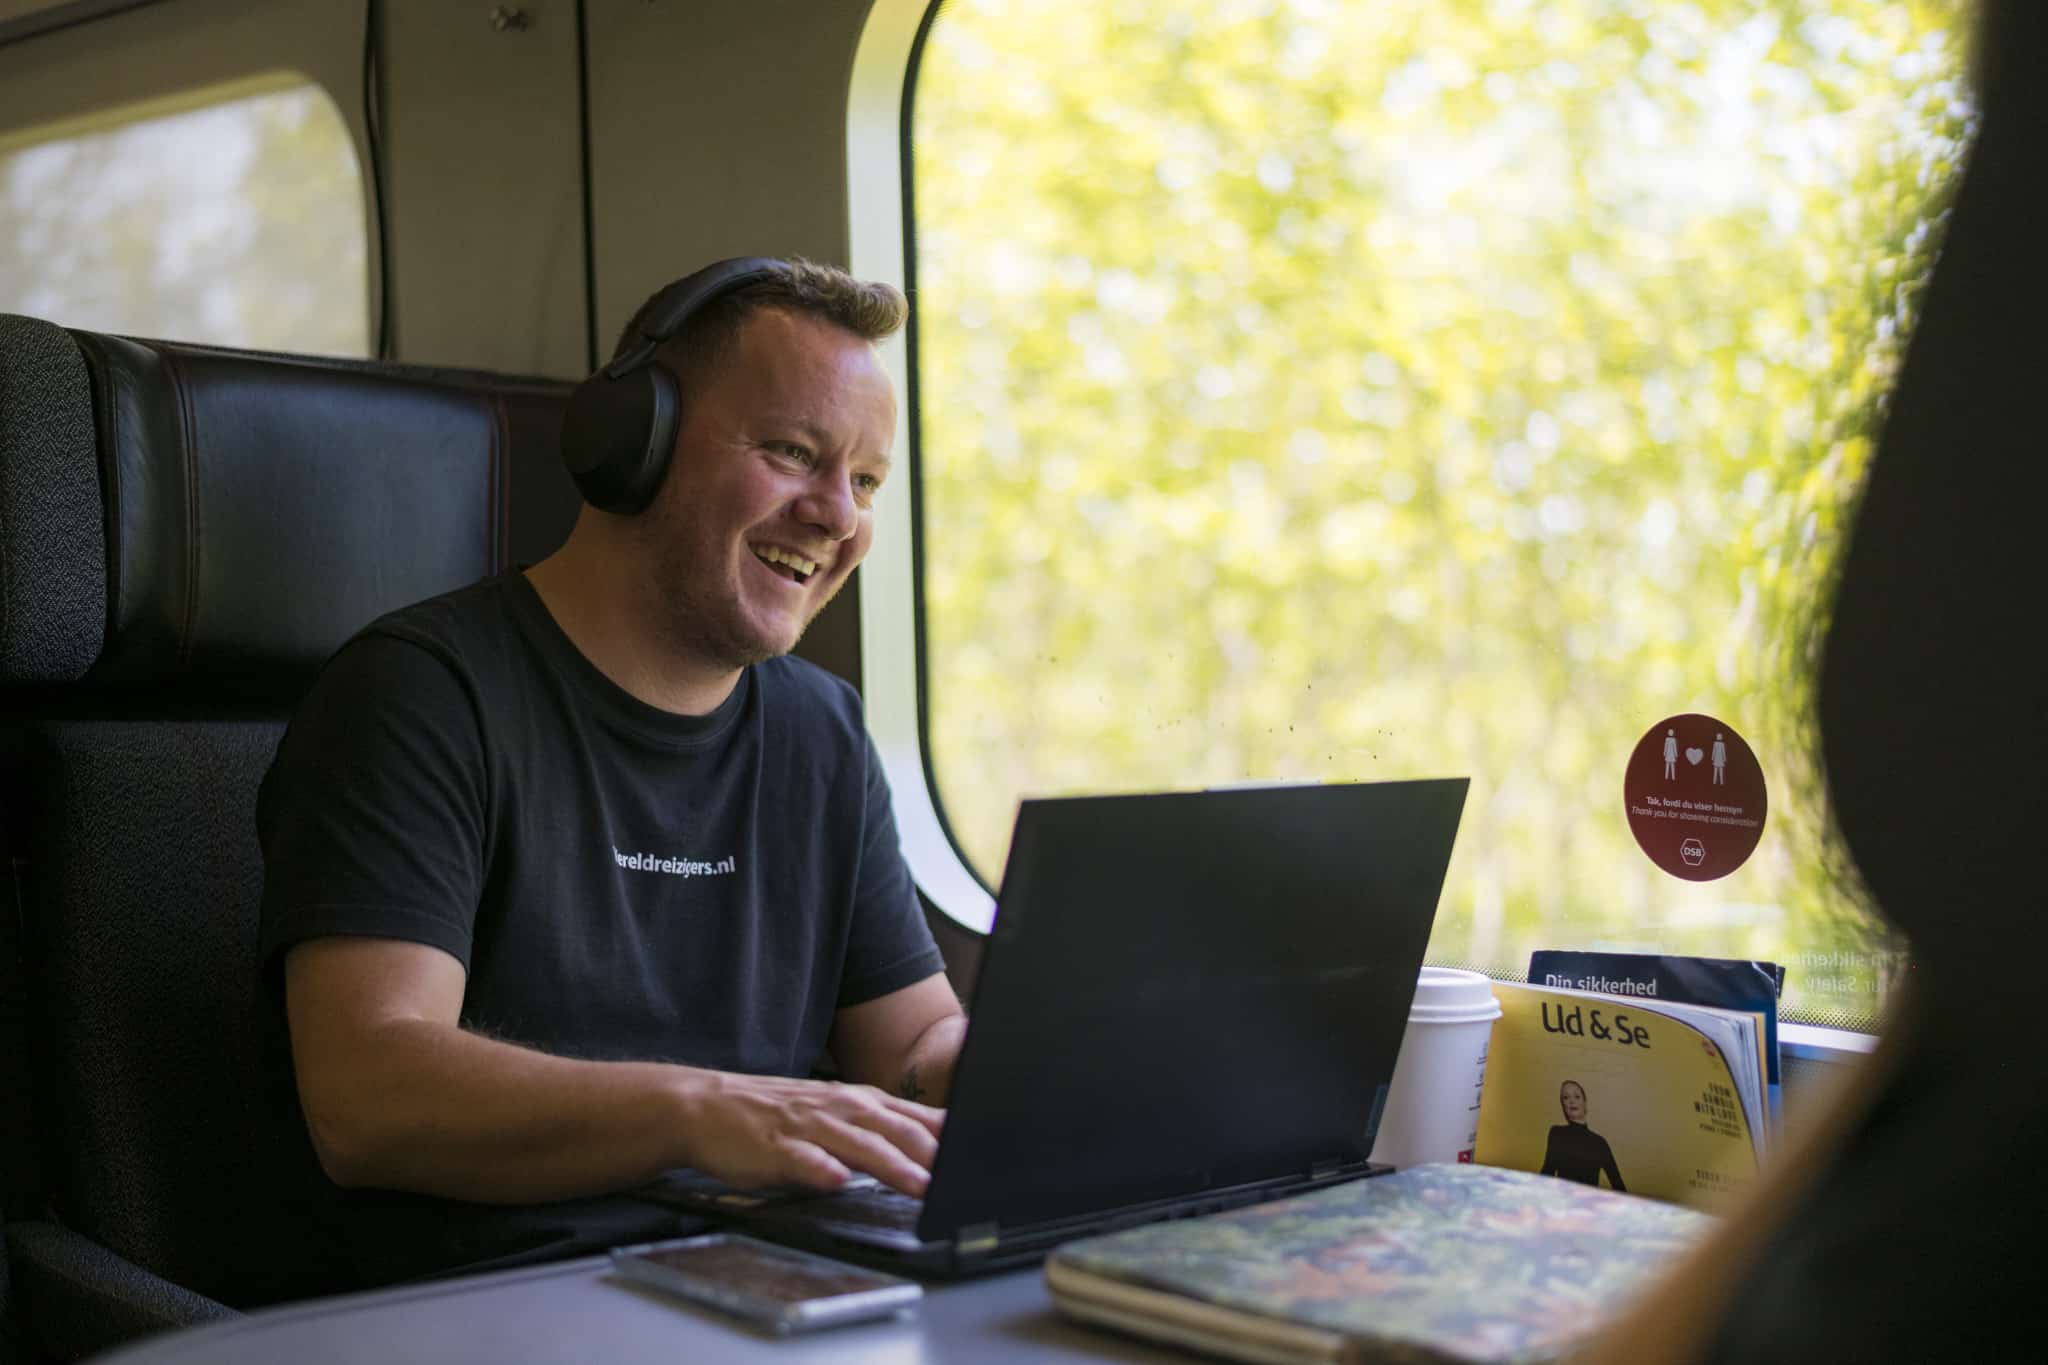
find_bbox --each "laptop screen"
[918,778,1467,1239]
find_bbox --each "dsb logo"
[1679,838,1706,867]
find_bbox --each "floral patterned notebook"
[1045,1163,1713,1365]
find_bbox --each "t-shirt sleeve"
[257,633,488,972]
[834,732,947,1007]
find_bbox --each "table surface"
[93,1255,1201,1365]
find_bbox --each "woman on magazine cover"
[1538,1080,1625,1191]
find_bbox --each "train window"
[905,0,1975,1027]
[0,78,366,355]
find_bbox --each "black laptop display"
[646,778,1468,1276]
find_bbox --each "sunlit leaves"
[913,0,1972,1025]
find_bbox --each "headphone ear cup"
[561,363,681,514]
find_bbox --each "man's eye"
[771,442,812,463]
[855,473,883,494]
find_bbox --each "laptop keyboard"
[783,1185,924,1233]
[642,1170,932,1243]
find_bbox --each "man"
[256,259,966,1285]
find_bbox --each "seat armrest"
[4,1220,239,1361]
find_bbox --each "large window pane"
[1,79,368,355]
[910,0,1975,1028]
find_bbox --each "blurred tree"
[912,0,1973,1027]
[0,81,366,355]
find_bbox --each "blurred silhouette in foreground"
[1578,3,2047,1360]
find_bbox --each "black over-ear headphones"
[561,256,790,514]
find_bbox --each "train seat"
[0,314,576,1358]
[2,1205,11,1364]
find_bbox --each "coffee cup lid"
[1408,966,1503,1023]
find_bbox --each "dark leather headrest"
[0,316,573,690]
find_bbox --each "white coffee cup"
[1368,966,1503,1169]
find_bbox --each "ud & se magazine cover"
[1475,981,1767,1212]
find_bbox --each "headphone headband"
[564,256,793,513]
[607,256,788,374]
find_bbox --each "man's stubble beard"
[645,528,838,674]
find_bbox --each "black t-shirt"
[255,572,944,1286]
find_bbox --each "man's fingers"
[833,1097,942,1171]
[775,1143,853,1192]
[793,1082,941,1153]
[874,1091,947,1135]
[690,1075,947,1197]
[784,1087,940,1195]
[804,1114,933,1198]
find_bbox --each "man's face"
[1560,1082,1588,1124]
[635,307,896,672]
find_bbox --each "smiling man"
[255,260,966,1287]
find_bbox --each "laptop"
[644,778,1468,1277]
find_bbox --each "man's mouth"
[752,544,818,585]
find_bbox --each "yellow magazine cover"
[1475,982,1761,1212]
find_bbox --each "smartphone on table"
[609,1233,922,1335]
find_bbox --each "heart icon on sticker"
[1685,748,1705,764]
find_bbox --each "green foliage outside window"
[911,0,1974,1028]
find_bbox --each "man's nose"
[795,471,860,541]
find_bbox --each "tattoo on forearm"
[898,1064,926,1103]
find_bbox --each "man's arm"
[829,974,968,1106]
[286,936,946,1204]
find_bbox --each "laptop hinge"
[1311,1158,1346,1181]
[955,1221,1001,1255]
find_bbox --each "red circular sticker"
[1623,714,1767,881]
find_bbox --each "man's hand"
[673,1072,945,1197]
[286,936,948,1206]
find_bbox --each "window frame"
[849,0,998,934]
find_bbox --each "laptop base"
[640,1162,1392,1279]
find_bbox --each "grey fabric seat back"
[0,314,577,1305]
[13,718,300,1302]
[1,1204,10,1364]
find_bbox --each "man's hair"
[615,257,907,395]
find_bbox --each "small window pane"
[910,0,1976,1028]
[1,80,368,355]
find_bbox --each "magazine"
[1526,950,1784,1131]
[1474,981,1767,1212]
